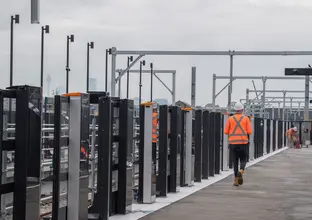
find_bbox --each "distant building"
[56,86,66,95]
[175,100,191,108]
[153,98,168,105]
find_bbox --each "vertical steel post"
[289,97,293,121]
[278,102,281,119]
[150,63,153,102]
[172,72,176,105]
[262,77,267,118]
[118,71,121,98]
[227,54,234,113]
[111,47,117,96]
[212,74,216,112]
[126,56,133,98]
[252,103,255,117]
[304,76,310,145]
[272,106,275,119]
[298,103,301,120]
[105,49,109,92]
[246,88,249,115]
[282,91,286,121]
[191,67,196,108]
[86,44,90,92]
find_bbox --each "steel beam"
[117,69,175,74]
[111,50,312,56]
[264,97,305,99]
[249,90,312,93]
[216,76,305,80]
[240,99,303,104]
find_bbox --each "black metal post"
[150,63,153,102]
[126,56,133,98]
[86,42,94,92]
[194,109,202,182]
[87,45,90,92]
[105,49,109,92]
[40,25,49,88]
[9,14,19,124]
[156,105,169,196]
[10,14,19,87]
[139,60,145,104]
[66,34,74,93]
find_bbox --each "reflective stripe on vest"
[228,115,248,143]
[152,114,157,143]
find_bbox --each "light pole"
[139,60,145,104]
[66,34,74,93]
[150,63,153,102]
[40,25,49,88]
[86,42,94,92]
[105,49,109,92]
[126,56,133,98]
[10,14,19,87]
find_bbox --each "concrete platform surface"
[140,148,312,220]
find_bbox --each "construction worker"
[286,127,298,148]
[152,105,158,181]
[224,102,252,186]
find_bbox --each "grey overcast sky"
[1,0,312,106]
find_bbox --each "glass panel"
[59,98,69,210]
[89,104,98,203]
[2,97,15,219]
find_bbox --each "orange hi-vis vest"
[152,112,157,143]
[286,128,296,137]
[224,113,252,145]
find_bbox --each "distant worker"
[152,107,158,145]
[286,127,298,148]
[224,102,252,186]
[152,105,158,179]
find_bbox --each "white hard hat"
[293,127,298,132]
[234,102,244,111]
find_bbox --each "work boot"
[233,177,239,186]
[237,169,244,185]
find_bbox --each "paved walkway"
[141,148,312,220]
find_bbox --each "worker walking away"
[224,102,252,186]
[286,127,298,148]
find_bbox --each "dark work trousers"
[152,143,157,174]
[230,144,248,177]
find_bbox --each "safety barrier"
[0,85,42,220]
[1,90,289,220]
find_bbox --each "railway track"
[3,193,92,219]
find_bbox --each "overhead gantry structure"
[110,47,312,111]
[247,89,312,120]
[212,74,307,112]
[115,69,176,104]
